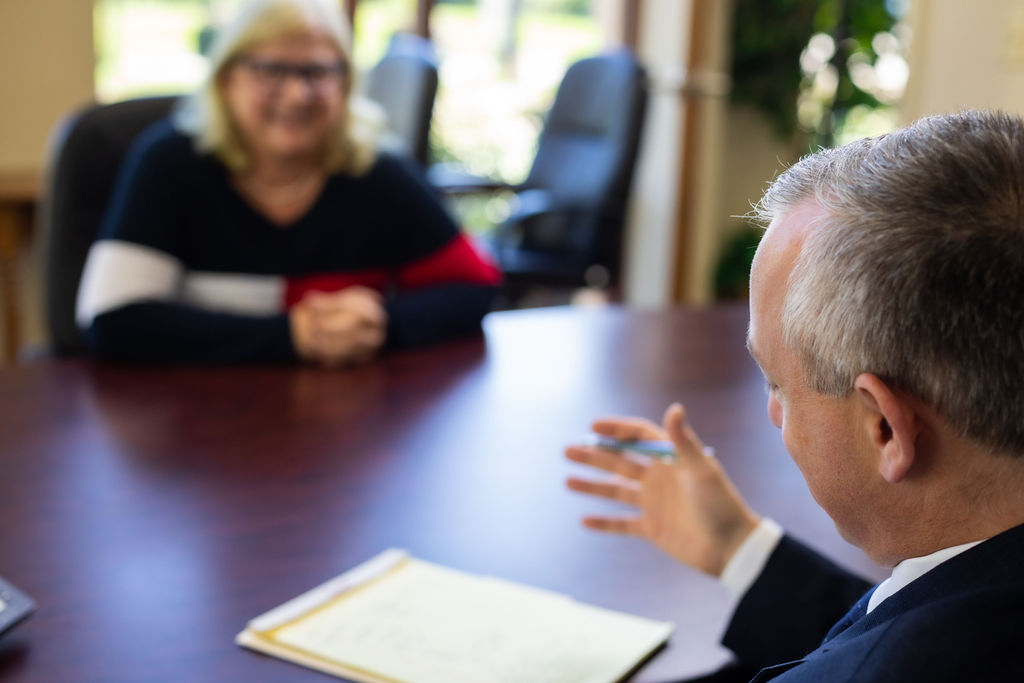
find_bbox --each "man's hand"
[289,287,388,367]
[565,403,761,577]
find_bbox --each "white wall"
[0,0,94,175]
[905,0,1024,119]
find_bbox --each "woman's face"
[221,30,347,167]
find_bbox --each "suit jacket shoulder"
[732,523,1024,682]
[723,534,872,671]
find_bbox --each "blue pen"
[584,435,716,460]
[585,434,677,458]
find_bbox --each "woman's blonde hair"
[174,0,380,175]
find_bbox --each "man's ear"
[853,373,922,484]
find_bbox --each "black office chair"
[362,33,438,166]
[40,96,178,354]
[431,49,648,297]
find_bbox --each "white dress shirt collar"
[720,517,989,615]
[866,538,985,613]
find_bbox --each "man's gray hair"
[756,110,1024,455]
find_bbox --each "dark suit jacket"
[721,523,1024,682]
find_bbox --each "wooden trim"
[0,208,21,363]
[343,0,356,29]
[623,0,642,50]
[671,0,711,303]
[0,173,38,363]
[415,0,434,39]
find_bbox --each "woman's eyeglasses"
[237,57,347,94]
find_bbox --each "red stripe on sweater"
[284,235,501,307]
[284,270,391,307]
[398,234,502,290]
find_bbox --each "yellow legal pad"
[236,549,674,683]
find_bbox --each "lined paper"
[240,553,673,683]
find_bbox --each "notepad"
[236,549,674,683]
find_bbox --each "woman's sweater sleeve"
[375,156,502,348]
[78,122,298,364]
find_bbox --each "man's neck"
[875,443,1024,566]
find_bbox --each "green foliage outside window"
[730,0,902,147]
[730,0,820,140]
[716,0,905,300]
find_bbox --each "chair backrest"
[519,50,648,273]
[40,96,178,354]
[362,34,438,166]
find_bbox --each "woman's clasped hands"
[290,286,387,367]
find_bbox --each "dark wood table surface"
[0,305,886,683]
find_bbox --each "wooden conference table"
[0,305,885,683]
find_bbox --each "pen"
[583,435,716,460]
[585,434,677,458]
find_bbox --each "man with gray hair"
[567,110,1024,681]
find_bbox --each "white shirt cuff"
[719,518,784,599]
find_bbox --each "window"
[430,0,602,182]
[94,0,606,190]
[94,0,222,101]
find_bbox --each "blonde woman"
[76,0,500,365]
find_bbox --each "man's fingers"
[581,516,644,536]
[565,445,649,480]
[566,476,642,506]
[662,403,708,462]
[591,416,667,441]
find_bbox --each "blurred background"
[1,0,1023,360]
